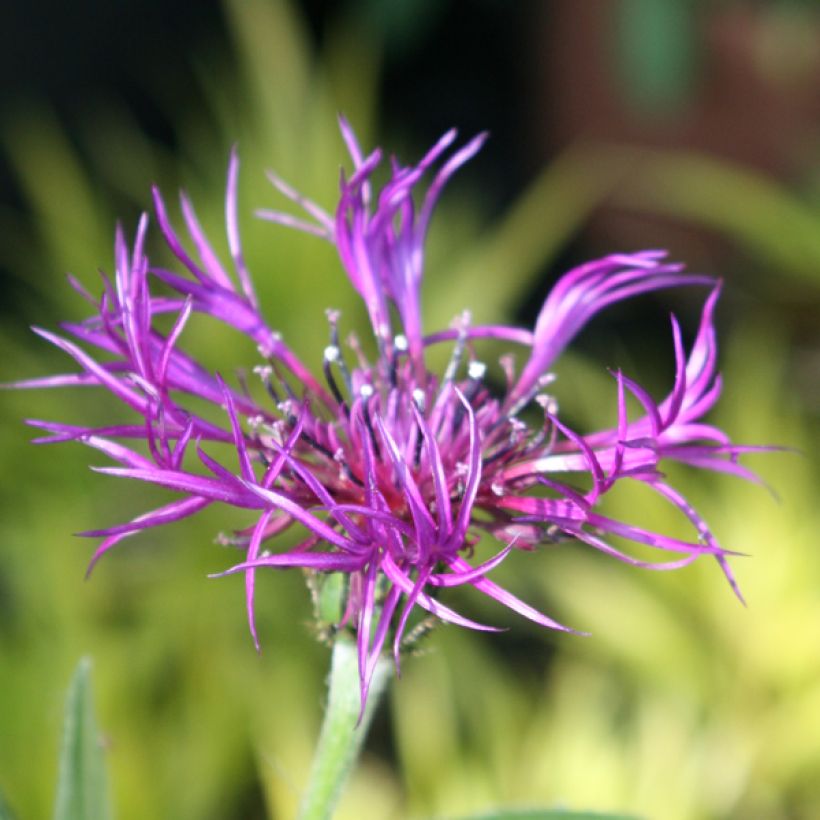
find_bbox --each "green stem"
[297,637,392,820]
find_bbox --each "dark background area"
[5,0,820,349]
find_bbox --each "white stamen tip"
[359,384,374,399]
[412,388,426,409]
[324,345,340,363]
[468,361,487,380]
[536,394,559,414]
[394,334,408,352]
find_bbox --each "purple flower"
[14,119,764,705]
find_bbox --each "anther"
[507,372,557,419]
[535,393,558,416]
[215,531,248,548]
[442,314,470,386]
[467,360,487,381]
[359,384,381,460]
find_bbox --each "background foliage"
[1,1,818,818]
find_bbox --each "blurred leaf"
[53,658,111,820]
[608,145,820,285]
[2,104,111,285]
[429,143,630,329]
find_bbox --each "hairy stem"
[297,638,392,820]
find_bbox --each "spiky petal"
[10,121,766,709]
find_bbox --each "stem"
[297,638,392,820]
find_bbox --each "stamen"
[215,531,249,548]
[506,372,556,419]
[359,384,381,460]
[390,334,408,387]
[412,388,426,468]
[499,354,516,392]
[235,368,252,399]
[347,331,370,371]
[524,394,558,454]
[326,309,342,345]
[269,359,298,403]
[326,310,354,395]
[452,360,486,433]
[286,413,336,462]
[323,345,349,416]
[482,442,515,468]
[333,446,365,488]
[442,313,470,386]
[253,364,280,404]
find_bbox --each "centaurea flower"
[14,119,764,706]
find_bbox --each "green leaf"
[608,145,820,287]
[53,658,111,820]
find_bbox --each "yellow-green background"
[1,2,818,818]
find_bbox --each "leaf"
[608,145,820,287]
[53,658,111,820]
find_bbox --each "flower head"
[15,119,764,706]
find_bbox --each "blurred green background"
[1,1,819,818]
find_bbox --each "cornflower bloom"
[15,120,762,705]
